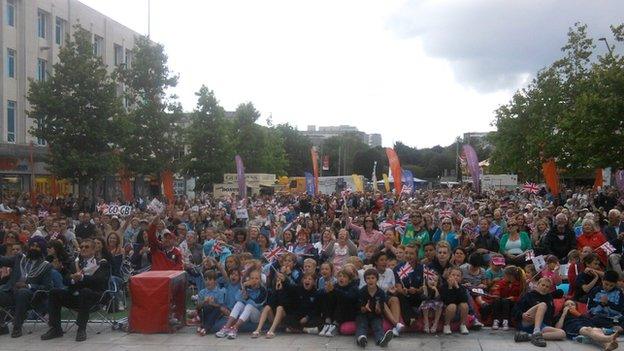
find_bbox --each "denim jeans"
[355,313,383,343]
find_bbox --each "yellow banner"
[382,173,390,192]
[352,174,364,192]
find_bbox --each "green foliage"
[116,36,181,175]
[27,25,123,182]
[489,22,624,179]
[182,86,234,190]
[352,147,387,179]
[321,133,369,176]
[274,124,313,176]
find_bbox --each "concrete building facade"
[301,125,382,148]
[0,0,141,194]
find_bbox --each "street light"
[598,37,614,57]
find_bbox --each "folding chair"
[64,279,119,334]
[24,290,50,334]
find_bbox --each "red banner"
[50,176,59,198]
[593,168,603,189]
[311,147,319,195]
[385,148,402,195]
[161,170,175,204]
[541,159,560,196]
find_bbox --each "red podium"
[129,270,187,333]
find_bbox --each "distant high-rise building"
[301,125,382,147]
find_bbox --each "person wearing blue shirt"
[196,271,226,335]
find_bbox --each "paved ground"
[0,324,617,351]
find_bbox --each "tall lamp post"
[599,37,614,57]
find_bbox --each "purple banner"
[462,144,481,193]
[616,170,624,192]
[235,155,247,204]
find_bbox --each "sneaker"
[191,294,199,302]
[215,327,229,338]
[227,328,238,339]
[423,325,430,334]
[460,324,469,335]
[472,318,484,330]
[10,327,22,338]
[303,327,319,334]
[75,329,87,342]
[319,324,330,336]
[530,331,547,347]
[501,320,509,331]
[357,335,368,348]
[443,325,452,335]
[492,319,500,330]
[378,330,393,347]
[514,331,530,342]
[327,324,338,337]
[392,322,404,337]
[573,335,592,344]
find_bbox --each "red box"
[129,270,187,333]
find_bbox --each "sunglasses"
[80,245,92,249]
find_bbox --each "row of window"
[5,48,47,81]
[3,100,44,145]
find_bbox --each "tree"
[275,123,312,176]
[232,102,264,172]
[28,25,123,194]
[182,86,234,190]
[116,36,181,176]
[352,147,387,179]
[321,133,368,176]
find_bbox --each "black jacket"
[604,222,624,254]
[70,257,111,293]
[0,254,52,292]
[512,290,555,326]
[543,226,576,262]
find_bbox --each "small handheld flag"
[599,241,616,256]
[398,263,414,280]
[522,182,540,194]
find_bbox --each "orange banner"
[311,147,319,195]
[593,168,603,189]
[161,170,175,204]
[121,175,133,202]
[50,176,58,198]
[385,148,402,195]
[542,159,560,196]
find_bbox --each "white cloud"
[78,0,618,150]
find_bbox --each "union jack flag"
[439,209,453,218]
[263,246,287,262]
[423,266,437,281]
[522,182,540,194]
[525,249,535,261]
[599,241,616,256]
[212,241,224,255]
[341,188,352,199]
[276,206,290,217]
[398,262,414,280]
[401,185,413,195]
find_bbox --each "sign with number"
[235,208,249,219]
[118,205,132,217]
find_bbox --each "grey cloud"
[389,0,624,92]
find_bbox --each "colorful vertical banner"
[401,168,414,194]
[161,170,175,204]
[305,172,315,195]
[352,174,364,192]
[121,175,133,202]
[322,155,329,171]
[310,147,319,195]
[235,155,247,204]
[382,173,390,192]
[603,167,612,186]
[462,144,481,193]
[594,168,603,189]
[50,176,59,198]
[372,161,378,193]
[385,148,402,195]
[616,170,624,192]
[541,159,560,196]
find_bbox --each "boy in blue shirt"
[197,271,226,336]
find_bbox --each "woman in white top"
[324,228,357,273]
[313,228,335,257]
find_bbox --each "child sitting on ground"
[355,268,393,348]
[441,267,469,335]
[196,271,226,336]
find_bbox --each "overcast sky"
[80,0,622,148]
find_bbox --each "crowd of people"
[0,184,622,350]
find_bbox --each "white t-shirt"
[358,268,396,292]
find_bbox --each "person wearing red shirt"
[147,216,184,271]
[489,266,525,331]
[576,219,608,266]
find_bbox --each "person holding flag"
[392,243,424,328]
[146,215,183,271]
[577,219,609,266]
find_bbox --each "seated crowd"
[0,185,622,350]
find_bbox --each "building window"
[114,44,123,66]
[55,17,64,45]
[93,35,103,57]
[7,100,16,143]
[36,117,46,145]
[125,49,132,67]
[6,0,15,27]
[37,10,47,38]
[6,48,15,78]
[37,58,47,81]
